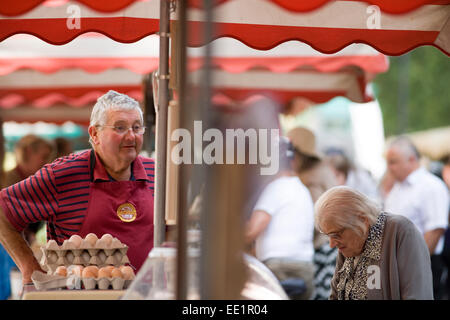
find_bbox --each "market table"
[22,289,125,300]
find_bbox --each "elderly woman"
[315,186,433,300]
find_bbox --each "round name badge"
[117,203,137,222]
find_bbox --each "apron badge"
[117,203,137,222]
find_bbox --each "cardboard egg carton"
[82,276,131,290]
[40,233,130,273]
[31,265,136,291]
[80,265,135,290]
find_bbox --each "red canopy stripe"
[187,23,444,55]
[0,0,143,17]
[0,17,159,45]
[0,87,142,108]
[1,104,91,125]
[0,57,159,75]
[188,0,450,14]
[187,40,389,73]
[3,0,448,17]
[189,69,370,104]
[0,69,144,108]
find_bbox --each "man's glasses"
[100,124,146,135]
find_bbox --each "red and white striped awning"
[1,0,444,16]
[187,0,450,55]
[188,0,447,14]
[0,68,144,108]
[188,38,388,74]
[0,0,160,44]
[0,33,160,75]
[188,39,388,105]
[0,104,91,125]
[1,0,448,55]
[193,68,369,106]
[0,35,387,112]
[0,33,160,114]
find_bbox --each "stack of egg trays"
[40,238,130,274]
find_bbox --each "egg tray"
[82,277,132,290]
[41,248,130,273]
[40,239,130,272]
[31,270,133,291]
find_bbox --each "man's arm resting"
[0,206,43,284]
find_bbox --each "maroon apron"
[78,151,154,271]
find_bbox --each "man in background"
[384,136,449,299]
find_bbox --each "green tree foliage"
[373,46,450,137]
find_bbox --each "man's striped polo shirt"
[0,149,155,244]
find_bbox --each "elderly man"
[0,90,155,284]
[384,136,449,299]
[316,186,433,300]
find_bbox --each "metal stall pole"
[175,0,189,300]
[154,0,171,247]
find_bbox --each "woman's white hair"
[314,186,381,237]
[88,90,143,146]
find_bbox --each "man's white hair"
[314,186,381,237]
[89,90,144,147]
[387,136,420,160]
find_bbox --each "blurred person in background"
[53,137,73,159]
[287,127,337,203]
[287,126,337,300]
[384,136,449,299]
[438,155,450,299]
[316,186,433,300]
[0,134,53,299]
[377,170,396,207]
[324,147,379,202]
[245,137,315,300]
[2,134,53,247]
[2,134,53,189]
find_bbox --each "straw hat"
[287,127,322,160]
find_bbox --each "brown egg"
[100,234,113,247]
[68,235,83,248]
[120,266,135,280]
[111,268,123,279]
[55,266,67,277]
[84,233,98,247]
[98,266,112,278]
[82,266,98,278]
[105,265,115,273]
